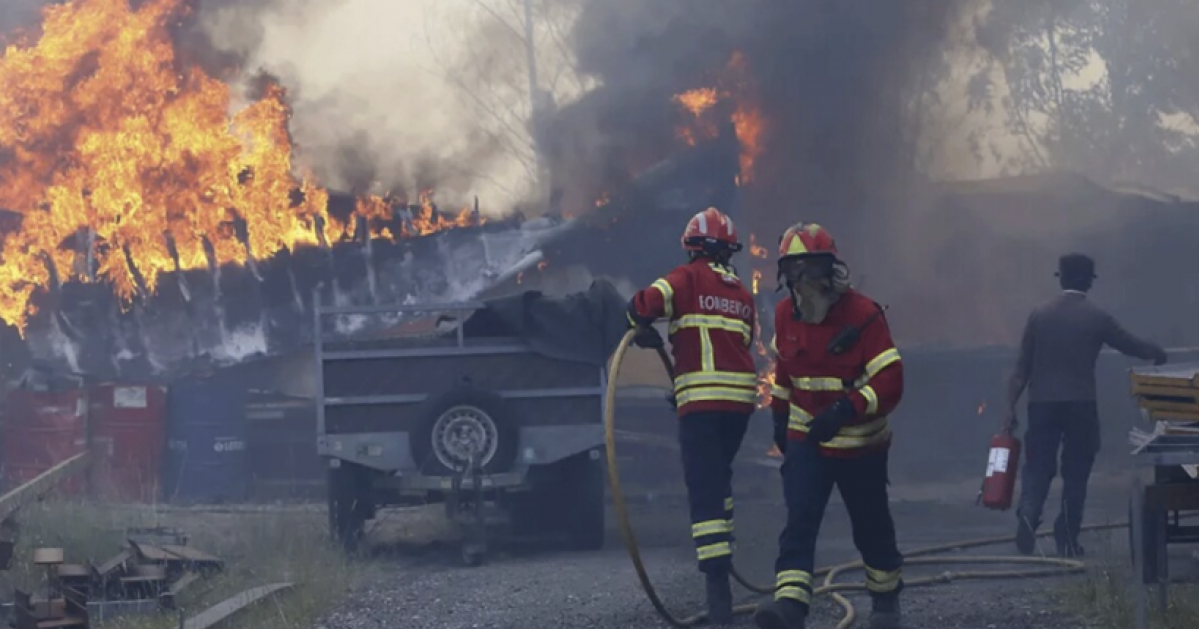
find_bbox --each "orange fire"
[671,51,766,183]
[753,318,776,410]
[672,87,719,117]
[749,234,769,259]
[0,0,479,332]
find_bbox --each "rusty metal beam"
[0,452,90,524]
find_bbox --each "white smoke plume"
[196,0,588,214]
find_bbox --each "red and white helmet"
[681,207,742,254]
[777,222,840,286]
[778,222,838,260]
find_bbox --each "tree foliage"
[966,0,1199,190]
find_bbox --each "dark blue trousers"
[1016,401,1101,549]
[678,411,751,573]
[772,440,903,609]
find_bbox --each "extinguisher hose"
[605,329,1170,629]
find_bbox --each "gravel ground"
[315,467,1179,629]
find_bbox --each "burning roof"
[0,0,481,334]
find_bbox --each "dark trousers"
[1017,401,1101,547]
[678,410,751,573]
[772,441,903,609]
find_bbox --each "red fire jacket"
[629,259,757,417]
[770,289,904,457]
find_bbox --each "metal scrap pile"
[9,527,223,628]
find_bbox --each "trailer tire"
[412,385,519,475]
[562,449,606,551]
[328,461,373,554]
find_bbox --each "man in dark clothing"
[1006,253,1167,557]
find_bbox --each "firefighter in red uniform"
[627,207,758,626]
[753,223,905,629]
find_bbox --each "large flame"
[671,51,766,184]
[0,0,480,332]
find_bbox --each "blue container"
[163,380,249,504]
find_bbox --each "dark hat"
[1056,253,1096,279]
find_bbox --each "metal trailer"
[1127,435,1199,629]
[314,299,607,566]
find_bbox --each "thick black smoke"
[557,0,961,245]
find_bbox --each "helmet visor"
[779,254,834,285]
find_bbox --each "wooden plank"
[0,453,89,523]
[1132,383,1199,400]
[180,583,293,629]
[161,545,222,565]
[1137,399,1199,414]
[54,564,89,579]
[94,549,133,577]
[128,540,175,563]
[1130,364,1199,389]
[166,572,200,597]
[1147,409,1199,423]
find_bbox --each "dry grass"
[0,498,370,629]
[1058,530,1199,629]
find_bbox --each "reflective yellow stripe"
[776,570,811,587]
[692,520,732,538]
[674,371,758,390]
[789,407,887,435]
[696,542,731,561]
[775,586,811,603]
[700,328,715,372]
[860,384,879,415]
[788,406,891,449]
[770,384,790,399]
[865,566,901,592]
[790,376,846,391]
[788,404,814,425]
[670,313,753,345]
[676,386,758,406]
[707,263,740,281]
[724,497,734,511]
[864,348,901,379]
[651,279,674,319]
[770,335,777,355]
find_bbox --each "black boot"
[1053,519,1085,558]
[868,594,901,629]
[753,598,807,629]
[705,570,734,625]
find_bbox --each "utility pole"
[523,0,549,208]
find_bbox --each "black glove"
[806,397,856,444]
[771,408,788,452]
[633,325,664,350]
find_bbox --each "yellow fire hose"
[603,329,1129,628]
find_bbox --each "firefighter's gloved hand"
[632,325,664,350]
[807,397,855,443]
[771,408,788,452]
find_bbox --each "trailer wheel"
[328,461,373,554]
[413,386,519,475]
[512,451,606,551]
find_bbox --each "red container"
[90,384,167,503]
[980,431,1022,511]
[1,389,88,496]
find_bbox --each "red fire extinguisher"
[978,424,1021,511]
